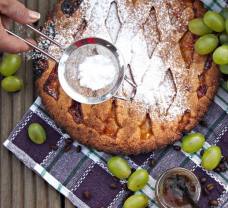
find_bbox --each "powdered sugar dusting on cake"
[135,55,166,104]
[130,30,150,85]
[36,0,194,121]
[105,2,121,43]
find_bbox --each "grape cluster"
[0,54,23,93]
[188,8,228,91]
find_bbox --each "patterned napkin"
[3,0,228,207]
[203,0,227,11]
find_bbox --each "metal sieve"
[6,25,137,104]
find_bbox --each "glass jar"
[155,167,201,208]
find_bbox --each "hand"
[0,0,40,53]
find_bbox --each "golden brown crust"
[35,0,220,155]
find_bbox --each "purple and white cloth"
[3,0,228,207]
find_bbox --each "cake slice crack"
[179,31,195,69]
[73,19,87,40]
[68,100,84,124]
[140,113,153,140]
[142,6,160,58]
[164,68,177,115]
[43,64,60,100]
[105,1,122,43]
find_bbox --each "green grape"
[127,169,149,191]
[213,45,228,64]
[219,33,228,44]
[123,194,149,208]
[188,18,212,36]
[201,146,222,170]
[195,34,218,55]
[0,53,22,76]
[203,11,225,32]
[225,19,228,35]
[107,156,131,179]
[220,8,228,19]
[1,76,23,92]
[28,123,47,144]
[220,64,228,74]
[181,133,205,153]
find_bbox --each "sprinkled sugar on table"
[1,0,228,208]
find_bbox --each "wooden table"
[0,1,74,207]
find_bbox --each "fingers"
[25,38,37,46]
[0,0,39,53]
[0,21,35,53]
[0,0,40,24]
[0,34,30,53]
[1,15,12,29]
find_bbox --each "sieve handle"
[25,24,64,49]
[113,76,137,101]
[5,24,63,63]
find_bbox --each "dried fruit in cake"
[61,0,82,15]
[43,65,59,100]
[33,58,49,78]
[68,101,83,124]
[204,55,213,71]
[197,84,208,98]
[61,0,75,15]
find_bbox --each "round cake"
[34,0,220,155]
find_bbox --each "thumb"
[0,0,40,24]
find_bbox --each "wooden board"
[0,0,72,207]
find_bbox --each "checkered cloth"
[3,0,228,207]
[203,0,228,11]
